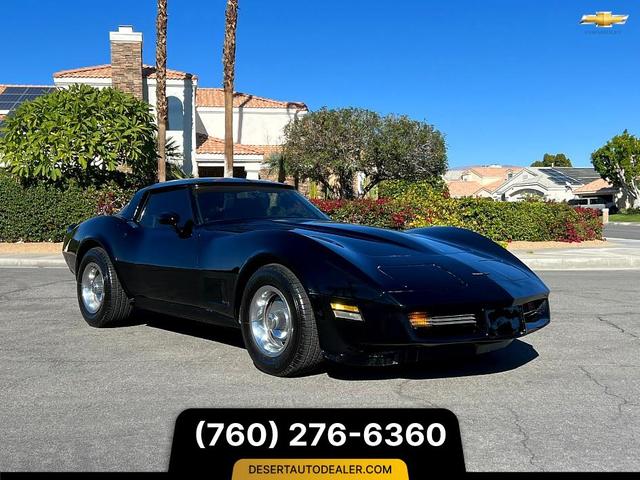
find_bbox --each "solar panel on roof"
[0,94,21,102]
[2,87,28,94]
[542,168,582,185]
[25,87,54,95]
[0,87,56,112]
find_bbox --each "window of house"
[198,166,247,178]
[167,96,184,131]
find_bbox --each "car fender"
[196,228,387,320]
[408,226,532,271]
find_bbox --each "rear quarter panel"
[64,215,133,286]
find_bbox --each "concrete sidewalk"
[0,253,66,268]
[514,238,640,270]
[1,239,640,270]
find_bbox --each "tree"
[531,153,572,167]
[362,114,447,196]
[591,130,640,208]
[265,151,299,188]
[282,108,447,199]
[222,0,239,177]
[155,0,168,182]
[0,84,157,187]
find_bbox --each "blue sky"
[1,0,638,168]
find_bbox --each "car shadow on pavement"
[120,311,538,379]
[325,340,539,380]
[123,309,246,350]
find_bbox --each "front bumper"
[312,295,550,366]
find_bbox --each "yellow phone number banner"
[232,458,409,480]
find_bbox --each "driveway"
[0,268,638,471]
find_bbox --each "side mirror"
[158,212,180,228]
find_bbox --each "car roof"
[118,178,295,221]
[141,177,294,192]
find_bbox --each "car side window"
[138,188,194,228]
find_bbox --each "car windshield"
[195,186,329,223]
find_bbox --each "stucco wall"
[196,107,305,145]
[144,79,197,175]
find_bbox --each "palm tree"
[155,0,168,182]
[222,0,238,177]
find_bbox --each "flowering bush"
[96,184,134,216]
[313,198,415,229]
[312,191,603,243]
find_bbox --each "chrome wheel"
[249,286,293,357]
[81,262,105,314]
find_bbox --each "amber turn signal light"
[408,311,430,328]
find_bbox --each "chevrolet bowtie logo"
[580,11,629,28]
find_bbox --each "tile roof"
[53,64,195,80]
[196,134,265,155]
[447,180,482,198]
[196,88,307,110]
[254,145,283,156]
[480,178,506,192]
[469,167,522,178]
[574,178,615,193]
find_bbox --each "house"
[444,165,522,198]
[573,178,620,205]
[445,165,622,207]
[492,167,622,205]
[0,26,307,179]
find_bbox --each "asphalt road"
[605,222,640,240]
[0,268,638,472]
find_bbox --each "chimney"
[109,26,143,99]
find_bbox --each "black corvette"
[63,178,550,376]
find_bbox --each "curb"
[1,255,639,271]
[607,222,640,227]
[0,257,66,268]
[517,256,640,271]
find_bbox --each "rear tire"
[77,247,132,328]
[240,264,323,377]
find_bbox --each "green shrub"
[0,84,157,188]
[621,207,640,215]
[377,179,447,200]
[0,174,133,242]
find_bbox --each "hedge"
[0,175,132,242]
[0,174,602,243]
[313,195,602,243]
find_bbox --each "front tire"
[240,264,323,377]
[77,247,132,327]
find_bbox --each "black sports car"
[63,178,550,376]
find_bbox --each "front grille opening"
[429,314,478,326]
[522,299,547,322]
[409,312,480,338]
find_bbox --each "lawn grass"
[609,213,640,223]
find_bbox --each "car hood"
[283,220,549,307]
